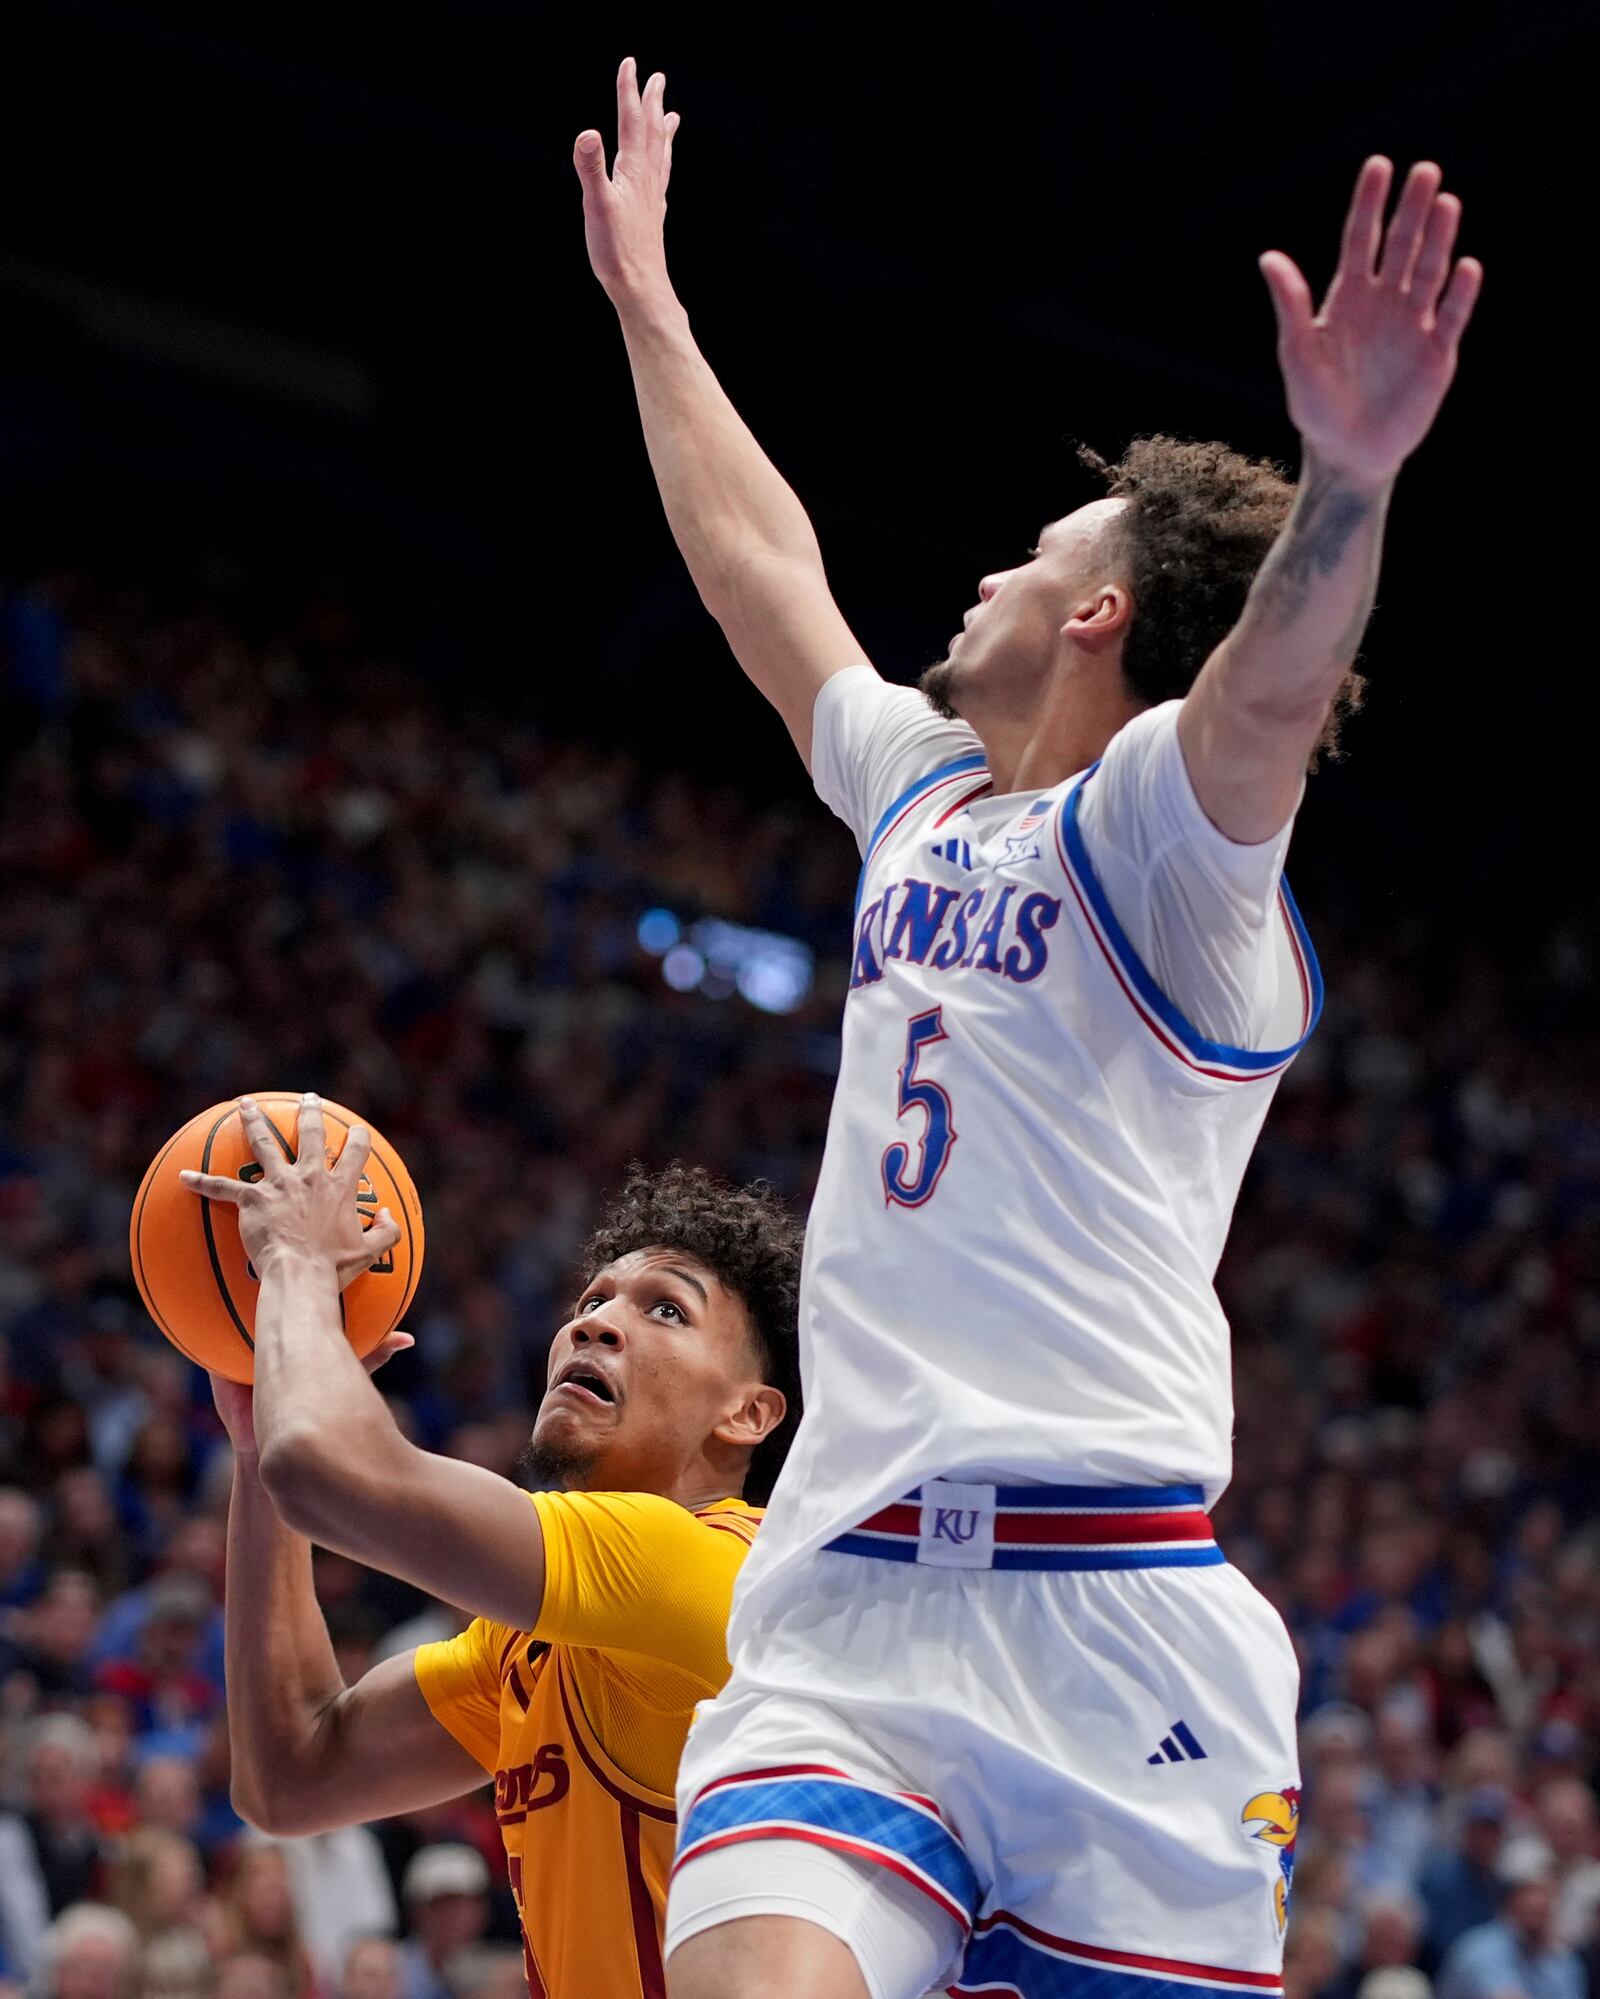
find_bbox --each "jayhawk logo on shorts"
[1241,1788,1300,1935]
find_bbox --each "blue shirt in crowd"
[1436,1920,1585,1999]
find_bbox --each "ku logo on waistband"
[1241,1787,1300,1935]
[916,1480,997,1567]
[932,1506,980,1545]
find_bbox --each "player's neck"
[670,1469,747,1513]
[970,654,1144,797]
[563,1456,743,1514]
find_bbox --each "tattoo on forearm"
[1250,467,1386,654]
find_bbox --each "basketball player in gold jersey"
[185,1093,801,1999]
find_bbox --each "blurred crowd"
[0,566,1596,1999]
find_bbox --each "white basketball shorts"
[668,1481,1302,1999]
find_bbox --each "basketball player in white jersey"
[574,61,1481,1999]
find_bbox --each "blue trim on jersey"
[856,753,989,916]
[907,1482,1207,1511]
[954,1925,1281,1999]
[825,1533,1226,1571]
[1058,771,1325,1071]
[678,1776,980,1925]
[864,754,989,866]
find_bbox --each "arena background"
[1,4,1596,1998]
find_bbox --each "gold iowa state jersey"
[413,1489,760,1999]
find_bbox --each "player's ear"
[715,1384,786,1450]
[1062,583,1131,652]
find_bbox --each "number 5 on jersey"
[882,1008,957,1207]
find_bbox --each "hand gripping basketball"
[180,1094,403,1282]
[131,1090,423,1382]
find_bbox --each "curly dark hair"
[580,1162,804,1504]
[1080,436,1365,761]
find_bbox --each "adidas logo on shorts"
[1147,1721,1208,1765]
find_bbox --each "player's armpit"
[245,1649,485,1838]
[259,1427,547,1631]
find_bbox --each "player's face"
[922,498,1128,724]
[526,1248,769,1491]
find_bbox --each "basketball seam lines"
[163,1098,416,1368]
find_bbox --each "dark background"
[0,0,1591,931]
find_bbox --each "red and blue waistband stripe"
[824,1482,1224,1572]
[675,1765,981,1933]
[952,1911,1282,1999]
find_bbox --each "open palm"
[1261,157,1482,488]
[574,57,679,308]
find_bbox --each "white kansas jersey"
[730,668,1322,1639]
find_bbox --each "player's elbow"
[257,1423,367,1540]
[230,1772,283,1835]
[232,1770,331,1839]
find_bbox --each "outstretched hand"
[574,56,679,308]
[1260,157,1482,490]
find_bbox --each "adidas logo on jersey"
[1147,1721,1208,1765]
[930,838,973,869]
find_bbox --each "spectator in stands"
[1282,1903,1345,1999]
[438,1951,523,1999]
[1416,1787,1511,1967]
[396,1848,488,1999]
[1353,1971,1430,1999]
[1436,1838,1586,1999]
[1302,1763,1398,1900]
[108,1825,211,1946]
[278,1828,398,1990]
[189,1715,244,1858]
[86,1522,226,1704]
[1535,1776,1600,1950]
[3,1572,100,1702]
[1365,1708,1440,1888]
[94,1577,217,1742]
[108,1826,216,1999]
[1329,1887,1429,1999]
[212,1955,288,1999]
[137,1924,213,1999]
[42,1473,128,1603]
[112,1413,200,1577]
[0,1715,106,1983]
[35,1904,137,1999]
[132,1756,203,1845]
[338,1939,401,1999]
[0,1489,45,1608]
[215,1845,316,1999]
[80,1696,137,1839]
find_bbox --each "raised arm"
[1178,157,1482,842]
[575,59,869,766]
[217,1367,485,1836]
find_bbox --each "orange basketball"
[130,1094,425,1384]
